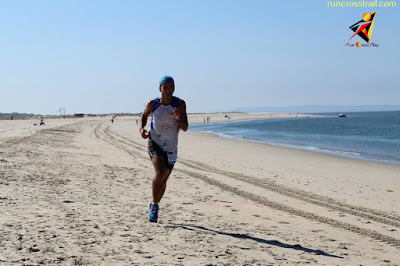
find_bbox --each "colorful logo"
[345,12,379,47]
[349,12,376,42]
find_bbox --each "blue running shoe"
[148,203,159,223]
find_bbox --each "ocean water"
[190,111,400,166]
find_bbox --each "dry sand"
[0,114,399,265]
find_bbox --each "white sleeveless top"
[150,97,180,152]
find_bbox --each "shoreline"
[2,112,398,167]
[187,112,321,125]
[187,113,400,167]
[190,128,400,167]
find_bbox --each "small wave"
[312,147,361,156]
[215,132,241,139]
[334,150,360,156]
[242,141,363,159]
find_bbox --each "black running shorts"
[148,138,174,170]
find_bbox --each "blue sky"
[0,0,399,114]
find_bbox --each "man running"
[139,75,188,223]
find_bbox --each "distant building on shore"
[74,113,85,118]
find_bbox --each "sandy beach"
[0,114,399,265]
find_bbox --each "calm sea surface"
[190,111,400,165]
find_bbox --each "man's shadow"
[165,224,343,259]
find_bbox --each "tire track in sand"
[178,160,400,228]
[97,123,400,248]
[103,125,400,228]
[177,168,400,247]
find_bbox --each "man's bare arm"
[175,100,188,132]
[140,100,154,139]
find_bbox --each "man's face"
[160,82,175,97]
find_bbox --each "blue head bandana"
[159,75,174,86]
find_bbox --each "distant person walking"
[139,75,188,223]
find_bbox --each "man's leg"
[148,155,172,222]
[151,155,172,203]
